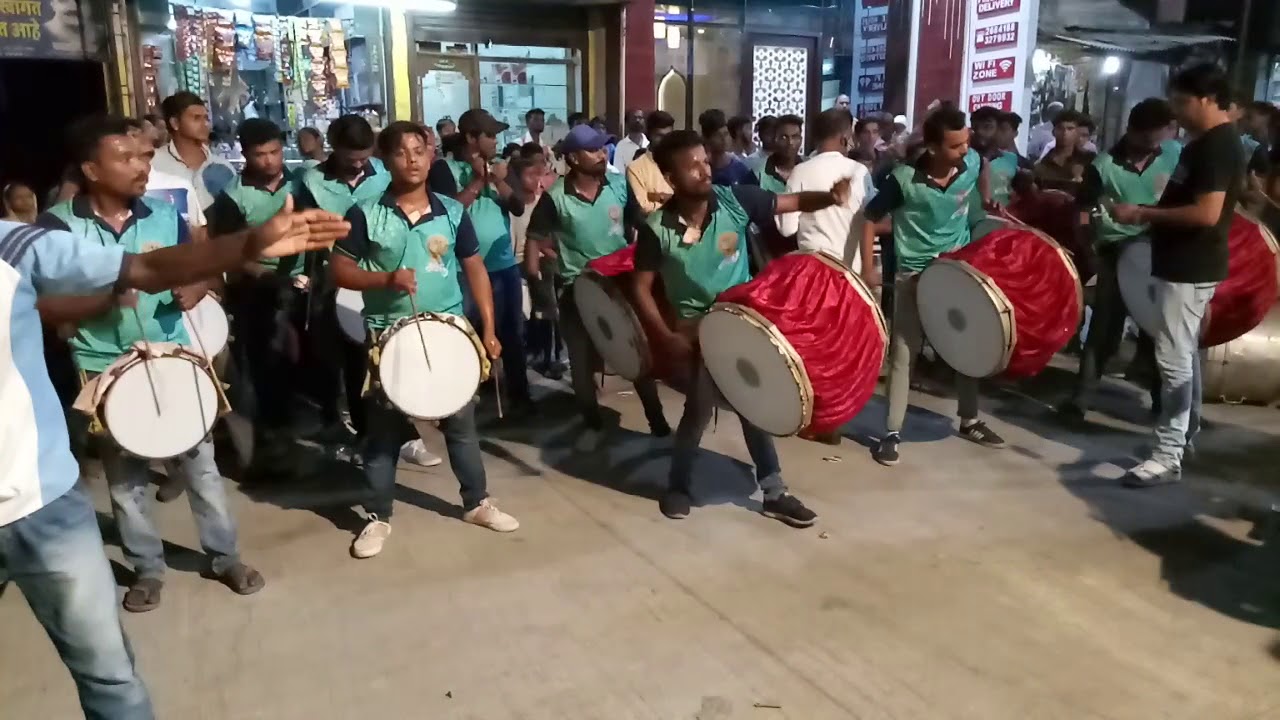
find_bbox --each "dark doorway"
[0,58,107,208]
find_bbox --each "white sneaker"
[400,440,443,467]
[1122,459,1182,489]
[351,516,392,558]
[462,499,520,532]
[574,429,602,453]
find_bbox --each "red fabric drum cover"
[1201,211,1279,348]
[713,252,887,434]
[583,246,678,379]
[940,226,1083,378]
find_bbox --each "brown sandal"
[215,563,265,596]
[122,578,163,613]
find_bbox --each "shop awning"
[1046,25,1234,57]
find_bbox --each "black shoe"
[650,420,672,438]
[958,421,1005,448]
[1055,401,1086,423]
[761,493,817,528]
[873,434,900,466]
[660,488,691,519]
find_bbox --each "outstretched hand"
[830,177,853,206]
[251,195,352,259]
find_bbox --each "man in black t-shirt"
[1111,64,1242,488]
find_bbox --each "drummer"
[1109,64,1242,488]
[858,105,1007,466]
[630,129,851,525]
[1058,98,1180,421]
[329,121,518,559]
[35,113,264,611]
[525,123,671,451]
[970,106,1020,206]
[206,118,307,477]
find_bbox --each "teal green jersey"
[433,159,517,272]
[635,186,779,319]
[335,192,478,331]
[295,157,391,216]
[865,149,983,273]
[1081,140,1182,246]
[206,173,302,275]
[755,159,789,193]
[526,173,630,282]
[38,196,191,373]
[985,150,1020,206]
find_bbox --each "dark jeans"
[361,392,488,518]
[227,278,305,431]
[670,362,786,498]
[309,288,368,436]
[525,263,562,365]
[0,486,154,719]
[878,235,896,324]
[557,282,667,431]
[1073,244,1127,408]
[477,265,530,403]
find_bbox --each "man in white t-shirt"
[148,92,236,210]
[775,108,870,268]
[612,108,648,176]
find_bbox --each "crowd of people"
[0,60,1272,718]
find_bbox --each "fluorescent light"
[327,0,456,11]
[1101,56,1122,76]
[654,21,666,40]
[666,25,680,49]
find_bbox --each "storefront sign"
[0,0,88,59]
[969,91,1012,112]
[974,22,1018,50]
[861,0,889,6]
[860,14,888,37]
[860,42,886,65]
[976,0,1020,18]
[970,57,1016,83]
[856,101,883,117]
[858,72,886,93]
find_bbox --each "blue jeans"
[102,438,240,579]
[489,265,530,402]
[1150,279,1215,468]
[0,486,154,719]
[670,362,786,499]
[362,393,488,519]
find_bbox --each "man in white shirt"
[1027,101,1064,161]
[776,108,870,268]
[612,108,648,176]
[148,92,236,210]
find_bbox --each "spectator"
[613,108,648,176]
[700,109,757,186]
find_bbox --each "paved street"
[4,362,1280,720]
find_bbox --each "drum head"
[917,261,1014,378]
[380,318,483,420]
[103,356,220,459]
[181,296,229,358]
[574,274,648,381]
[1117,240,1160,337]
[336,289,367,343]
[699,305,810,437]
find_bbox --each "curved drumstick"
[182,307,223,435]
[129,307,162,416]
[406,291,433,372]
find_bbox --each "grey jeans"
[1149,278,1215,468]
[885,272,980,433]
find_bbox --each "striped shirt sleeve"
[1,224,126,295]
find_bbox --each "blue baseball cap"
[561,124,608,154]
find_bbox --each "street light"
[1101,56,1122,76]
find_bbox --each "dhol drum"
[77,344,228,459]
[336,288,367,343]
[1202,301,1280,406]
[917,224,1083,379]
[181,295,230,358]
[1005,189,1095,283]
[970,214,1013,241]
[699,251,888,437]
[1119,210,1279,347]
[372,312,490,420]
[573,245,676,381]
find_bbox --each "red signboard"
[860,14,888,37]
[970,57,1017,83]
[860,42,886,65]
[969,91,1013,112]
[856,102,883,117]
[976,0,1020,18]
[974,22,1018,50]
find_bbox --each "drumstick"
[129,307,163,416]
[303,256,314,332]
[406,293,433,371]
[492,357,504,419]
[182,308,223,434]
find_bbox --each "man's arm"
[859,175,905,283]
[978,157,993,205]
[774,167,807,237]
[1132,193,1227,228]
[454,215,498,355]
[632,224,676,345]
[330,207,394,290]
[524,193,560,277]
[431,157,487,209]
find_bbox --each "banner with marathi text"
[0,0,92,60]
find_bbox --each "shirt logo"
[425,235,450,276]
[607,205,623,236]
[716,231,740,268]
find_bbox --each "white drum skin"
[573,273,650,381]
[102,355,221,459]
[181,296,230,358]
[916,260,1016,379]
[336,288,368,343]
[377,315,486,420]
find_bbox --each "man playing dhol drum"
[36,114,265,612]
[1110,64,1243,488]
[630,129,851,525]
[329,121,518,559]
[1059,98,1180,422]
[525,124,671,452]
[859,106,1007,466]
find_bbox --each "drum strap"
[75,368,106,436]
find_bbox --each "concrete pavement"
[3,363,1280,719]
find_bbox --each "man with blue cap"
[526,123,670,452]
